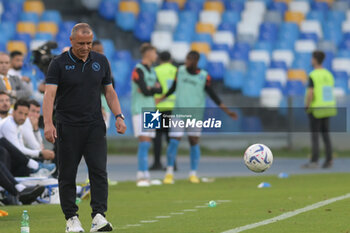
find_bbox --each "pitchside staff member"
[158,51,237,185]
[151,51,177,171]
[43,23,126,232]
[304,51,337,169]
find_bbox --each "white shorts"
[132,114,156,138]
[168,117,202,138]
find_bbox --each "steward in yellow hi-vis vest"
[151,51,177,171]
[304,51,336,169]
[154,61,177,111]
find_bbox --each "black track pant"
[56,121,108,220]
[152,110,171,165]
[0,161,18,196]
[308,114,332,163]
[0,138,30,177]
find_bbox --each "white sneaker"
[90,213,113,232]
[136,179,150,187]
[66,216,85,232]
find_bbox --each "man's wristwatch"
[115,113,125,120]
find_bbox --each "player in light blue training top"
[158,51,237,184]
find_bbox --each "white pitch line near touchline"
[222,193,350,233]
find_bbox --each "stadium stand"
[1,0,350,136]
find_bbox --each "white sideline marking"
[217,200,232,203]
[222,193,350,233]
[140,220,159,223]
[155,216,171,219]
[126,224,142,227]
[183,209,197,212]
[195,205,208,208]
[170,212,184,215]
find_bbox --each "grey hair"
[71,23,93,38]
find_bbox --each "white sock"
[15,183,26,192]
[189,170,197,177]
[27,159,39,170]
[166,166,174,175]
[144,171,150,179]
[137,171,144,180]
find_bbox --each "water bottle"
[21,210,30,233]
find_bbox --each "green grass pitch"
[1,173,349,233]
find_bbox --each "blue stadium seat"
[327,11,346,24]
[0,43,6,52]
[13,33,32,47]
[269,1,287,16]
[343,32,350,40]
[0,22,16,41]
[336,49,350,58]
[221,11,240,25]
[233,42,250,52]
[99,0,119,20]
[217,22,236,35]
[207,62,224,80]
[113,50,132,63]
[254,41,273,54]
[20,12,39,24]
[285,80,306,96]
[334,71,349,93]
[41,10,62,25]
[1,11,20,23]
[173,30,193,43]
[3,1,23,15]
[229,49,249,61]
[229,42,250,60]
[306,10,326,27]
[116,12,136,31]
[184,1,203,12]
[133,21,154,42]
[162,1,179,11]
[279,23,299,42]
[100,39,115,60]
[292,52,312,71]
[198,53,208,69]
[300,32,319,43]
[35,33,53,41]
[323,22,343,46]
[248,61,266,73]
[339,39,350,50]
[323,51,334,70]
[225,1,244,13]
[111,60,131,84]
[270,61,287,70]
[138,12,156,24]
[193,33,213,45]
[140,2,158,14]
[242,78,264,97]
[212,43,230,53]
[112,60,132,96]
[311,1,329,13]
[59,21,77,34]
[179,11,198,25]
[259,22,278,42]
[274,40,294,50]
[224,69,244,90]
